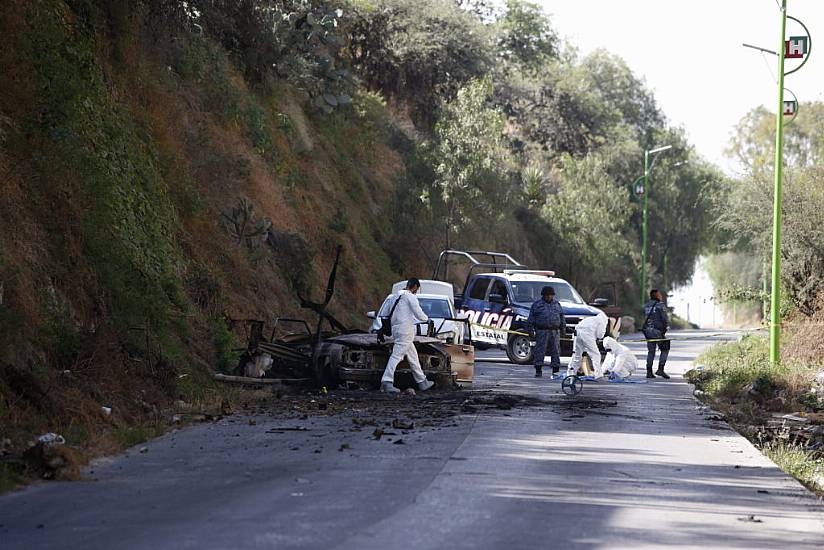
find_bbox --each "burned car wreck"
[232,247,474,388]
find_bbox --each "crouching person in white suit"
[380,278,436,394]
[602,336,637,379]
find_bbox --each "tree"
[728,102,824,175]
[423,79,512,246]
[347,0,493,127]
[718,168,824,315]
[539,151,633,289]
[495,0,558,74]
[718,103,824,314]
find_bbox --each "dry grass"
[761,440,824,494]
[784,297,824,366]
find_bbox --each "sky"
[537,0,823,327]
[539,0,824,176]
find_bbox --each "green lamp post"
[639,144,672,307]
[764,1,810,363]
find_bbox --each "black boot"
[655,369,670,379]
[646,368,656,379]
[534,368,543,378]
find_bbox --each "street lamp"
[640,144,672,307]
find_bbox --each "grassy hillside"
[0,0,412,480]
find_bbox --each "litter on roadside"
[36,433,65,446]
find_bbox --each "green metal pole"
[770,0,788,364]
[762,260,769,321]
[641,150,649,307]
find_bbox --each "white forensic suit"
[567,311,609,378]
[602,337,637,379]
[380,290,429,385]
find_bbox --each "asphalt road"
[2,330,823,549]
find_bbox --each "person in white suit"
[380,278,436,394]
[602,336,637,379]
[567,311,609,379]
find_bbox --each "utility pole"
[639,145,671,306]
[769,1,787,364]
[641,149,649,307]
[762,260,769,322]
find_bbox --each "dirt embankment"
[0,1,412,486]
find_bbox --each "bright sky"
[540,0,824,176]
[538,1,822,326]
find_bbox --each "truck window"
[510,281,584,304]
[468,278,491,300]
[488,279,508,300]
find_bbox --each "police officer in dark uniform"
[643,289,670,379]
[526,286,566,377]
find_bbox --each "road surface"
[1,330,823,549]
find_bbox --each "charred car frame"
[232,247,474,388]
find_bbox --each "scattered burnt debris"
[239,386,547,428]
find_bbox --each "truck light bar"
[503,269,556,277]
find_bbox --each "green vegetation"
[709,101,824,319]
[689,336,824,494]
[761,440,824,494]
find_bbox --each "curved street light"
[639,144,672,307]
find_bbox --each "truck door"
[486,278,509,314]
[461,277,491,315]
[459,277,494,345]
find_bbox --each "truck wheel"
[506,334,533,365]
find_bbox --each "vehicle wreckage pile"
[227,247,474,390]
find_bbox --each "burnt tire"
[506,334,533,365]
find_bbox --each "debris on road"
[737,515,763,523]
[392,419,414,430]
[22,437,80,480]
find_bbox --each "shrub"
[691,335,815,411]
[212,318,238,374]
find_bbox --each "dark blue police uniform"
[527,297,566,374]
[643,299,670,375]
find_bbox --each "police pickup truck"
[432,250,619,364]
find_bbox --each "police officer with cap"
[526,286,566,377]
